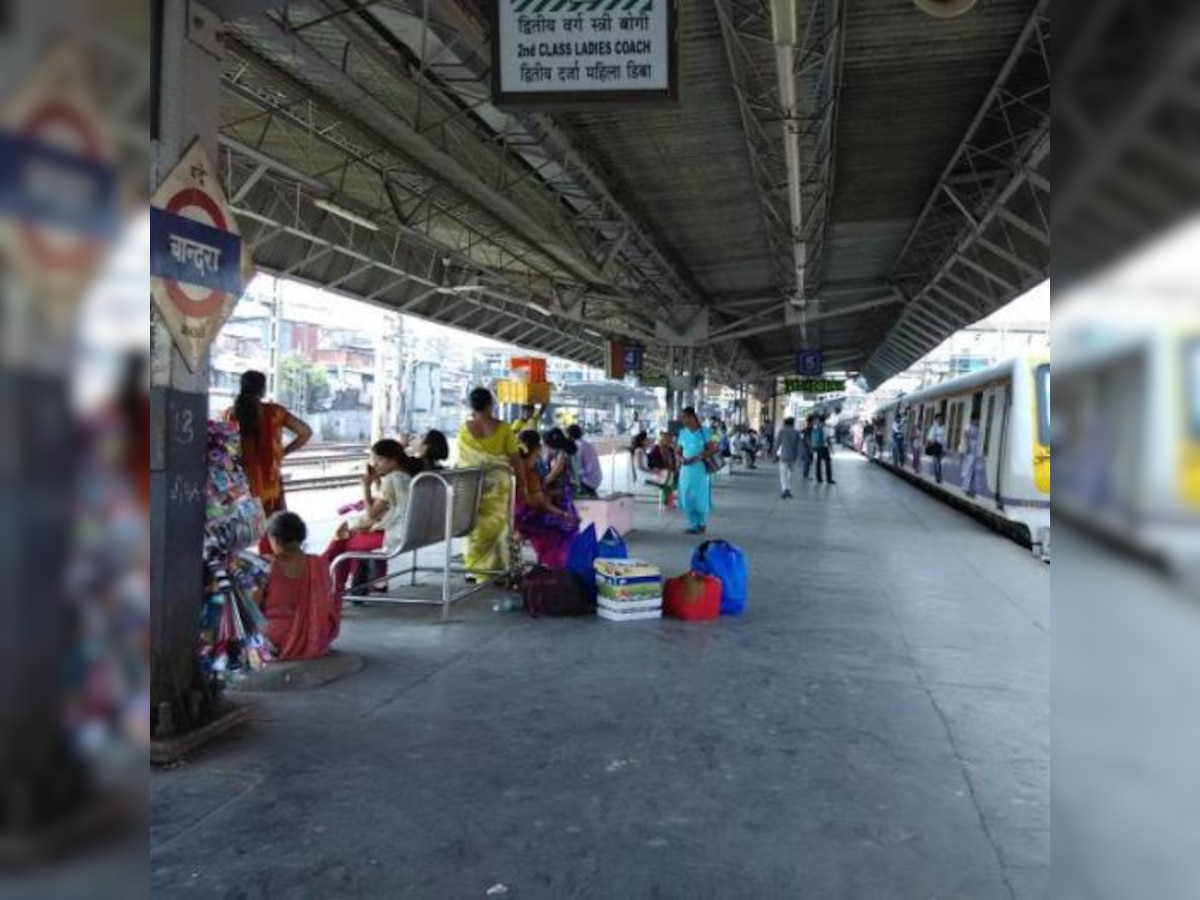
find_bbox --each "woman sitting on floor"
[514,430,579,569]
[259,512,341,660]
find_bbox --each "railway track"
[284,473,363,492]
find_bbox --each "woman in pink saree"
[259,512,340,660]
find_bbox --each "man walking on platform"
[775,417,801,499]
[811,413,836,485]
[801,414,816,480]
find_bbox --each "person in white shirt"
[925,413,948,483]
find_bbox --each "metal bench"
[328,466,510,621]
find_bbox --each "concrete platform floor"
[151,450,1049,899]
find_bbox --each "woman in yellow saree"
[457,388,525,577]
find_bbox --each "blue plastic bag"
[690,540,749,615]
[567,524,599,599]
[597,527,629,562]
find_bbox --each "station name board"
[783,377,844,395]
[492,1,678,107]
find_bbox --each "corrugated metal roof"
[565,2,774,298]
[217,0,1050,386]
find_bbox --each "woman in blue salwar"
[676,406,719,535]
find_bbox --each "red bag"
[663,572,722,621]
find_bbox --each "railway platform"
[150,450,1049,899]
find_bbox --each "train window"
[948,402,962,452]
[983,393,996,455]
[971,391,984,419]
[1036,364,1050,445]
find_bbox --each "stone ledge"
[227,651,364,693]
[151,698,254,766]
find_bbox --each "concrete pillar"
[149,0,225,739]
[0,0,139,834]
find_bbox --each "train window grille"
[948,403,962,452]
[983,393,997,456]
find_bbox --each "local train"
[872,353,1051,560]
[1053,322,1200,573]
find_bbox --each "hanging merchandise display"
[197,419,270,691]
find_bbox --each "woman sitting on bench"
[631,431,675,507]
[323,438,413,600]
[514,430,579,569]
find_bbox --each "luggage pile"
[520,523,750,624]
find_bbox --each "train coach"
[874,353,1050,561]
[1053,325,1200,575]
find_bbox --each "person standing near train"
[926,413,948,484]
[961,415,983,497]
[891,411,906,466]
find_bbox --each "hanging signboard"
[783,377,844,395]
[604,339,626,381]
[622,342,645,373]
[150,139,254,372]
[639,374,668,389]
[491,0,679,107]
[795,348,824,377]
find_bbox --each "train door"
[1106,354,1146,526]
[994,382,1014,508]
[1034,363,1050,495]
[982,387,1002,507]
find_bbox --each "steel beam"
[226,15,608,286]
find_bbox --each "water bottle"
[492,597,523,613]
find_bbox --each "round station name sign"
[0,43,119,313]
[150,139,252,371]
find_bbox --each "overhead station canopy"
[214,0,1057,388]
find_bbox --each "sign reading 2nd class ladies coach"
[150,139,254,372]
[492,0,678,106]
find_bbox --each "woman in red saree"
[229,370,313,519]
[259,512,340,660]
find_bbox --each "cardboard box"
[598,596,663,614]
[595,559,662,602]
[495,380,552,405]
[597,606,663,622]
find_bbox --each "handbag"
[523,566,595,617]
[703,454,726,475]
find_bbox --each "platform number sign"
[150,140,253,372]
[796,349,824,377]
[623,343,645,373]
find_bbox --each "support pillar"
[150,0,225,739]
